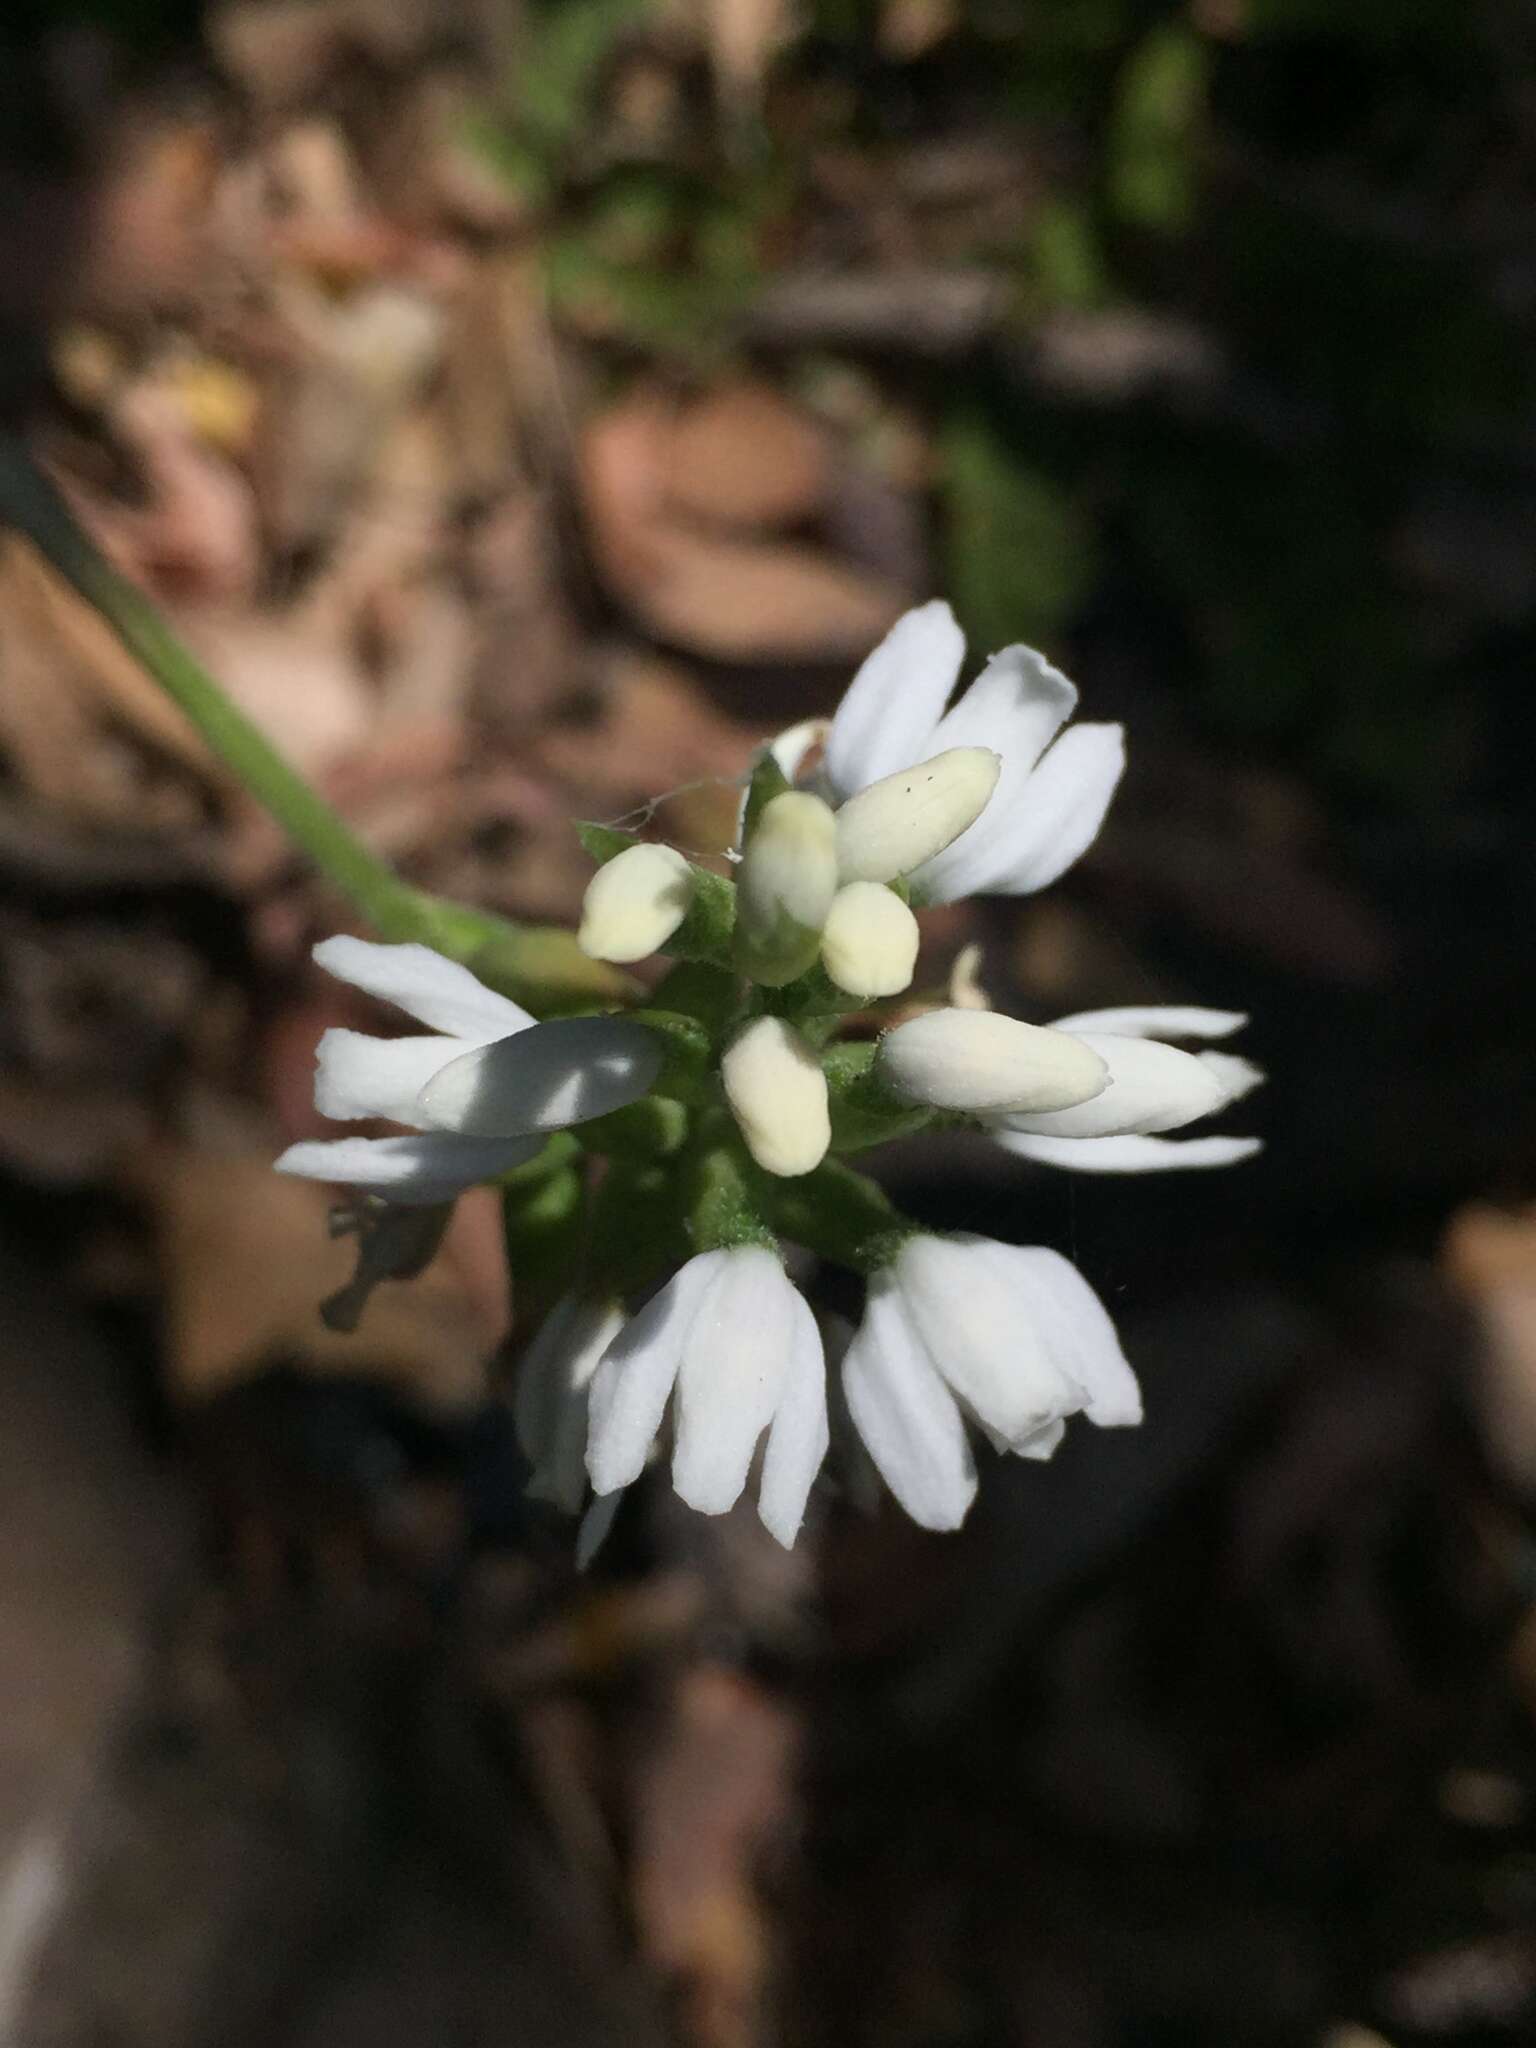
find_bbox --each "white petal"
[1198,1051,1265,1105]
[880,1008,1108,1114]
[824,601,965,797]
[1001,1247,1141,1426]
[516,1296,627,1514]
[672,1248,797,1516]
[842,1277,977,1531]
[313,1029,465,1127]
[312,936,532,1041]
[1015,1418,1067,1461]
[994,1032,1233,1138]
[756,1291,829,1548]
[916,721,1124,903]
[929,642,1077,775]
[768,717,831,785]
[995,1130,1264,1173]
[1049,1005,1248,1039]
[418,1016,662,1137]
[585,1253,723,1494]
[274,1131,539,1203]
[895,1235,1081,1446]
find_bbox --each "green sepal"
[739,746,791,846]
[575,823,736,966]
[762,1157,913,1274]
[686,1126,777,1254]
[649,960,745,1037]
[502,1160,587,1325]
[579,1093,690,1161]
[822,1041,936,1152]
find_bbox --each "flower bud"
[735,790,838,987]
[820,882,920,999]
[834,747,1000,886]
[578,843,694,963]
[721,1017,831,1177]
[878,1008,1107,1115]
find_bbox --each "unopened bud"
[878,1008,1107,1115]
[735,791,838,987]
[721,1017,830,1177]
[834,747,1000,885]
[820,882,920,999]
[579,843,694,963]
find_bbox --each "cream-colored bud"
[735,790,838,987]
[879,1008,1107,1115]
[721,1017,831,1178]
[578,843,694,963]
[834,747,1000,885]
[820,882,920,999]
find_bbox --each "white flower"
[798,600,1124,904]
[585,1246,828,1548]
[841,1233,1141,1530]
[579,843,694,963]
[515,1294,627,1513]
[720,1016,830,1178]
[988,1006,1263,1172]
[275,936,661,1203]
[820,881,920,999]
[878,1006,1109,1115]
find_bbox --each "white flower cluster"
[277,604,1262,1550]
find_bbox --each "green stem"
[0,438,628,1012]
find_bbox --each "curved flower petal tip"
[1050,1004,1248,1040]
[312,935,532,1040]
[418,1015,663,1137]
[313,1028,466,1126]
[274,1130,542,1203]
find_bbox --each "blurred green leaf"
[942,409,1094,651]
[1107,24,1208,231]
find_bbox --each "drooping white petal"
[928,643,1077,780]
[995,1130,1263,1173]
[1050,1005,1248,1039]
[916,721,1125,903]
[672,1248,798,1516]
[1014,1418,1067,1461]
[824,601,966,797]
[516,1296,627,1514]
[312,936,532,1041]
[756,1290,829,1548]
[994,1031,1236,1138]
[842,1277,977,1531]
[585,1253,723,1496]
[417,1016,662,1137]
[879,1008,1108,1114]
[894,1235,1083,1447]
[313,1029,467,1127]
[274,1131,540,1203]
[1001,1247,1141,1426]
